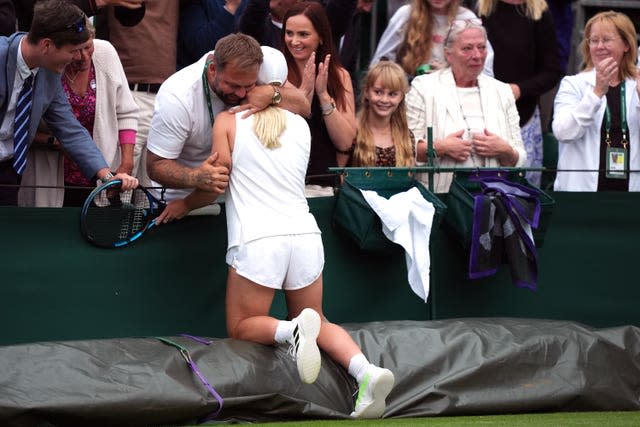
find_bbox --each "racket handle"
[188,203,222,216]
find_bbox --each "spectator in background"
[386,0,408,18]
[237,0,297,50]
[282,1,356,196]
[539,0,576,133]
[478,0,562,186]
[370,0,493,79]
[19,21,138,206]
[0,0,15,36]
[13,0,150,188]
[176,0,242,69]
[339,0,376,98]
[237,0,356,53]
[0,0,137,205]
[548,0,575,75]
[406,19,525,192]
[349,60,415,167]
[94,1,178,189]
[12,0,144,31]
[553,11,640,191]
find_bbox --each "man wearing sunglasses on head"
[0,0,138,205]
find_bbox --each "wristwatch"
[271,85,282,106]
[102,171,115,182]
[321,99,336,116]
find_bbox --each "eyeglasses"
[444,18,483,47]
[55,12,86,34]
[587,37,620,47]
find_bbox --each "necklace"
[64,70,79,84]
[456,85,485,167]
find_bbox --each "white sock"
[274,320,294,344]
[348,353,370,383]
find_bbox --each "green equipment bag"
[444,170,555,249]
[332,170,447,253]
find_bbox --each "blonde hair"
[397,0,460,76]
[352,61,414,167]
[478,0,547,21]
[253,106,286,149]
[581,11,638,80]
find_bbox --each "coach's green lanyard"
[604,83,628,179]
[604,83,628,147]
[202,61,215,125]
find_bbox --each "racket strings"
[84,187,153,246]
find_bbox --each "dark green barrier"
[432,192,640,328]
[0,200,421,346]
[1,192,639,346]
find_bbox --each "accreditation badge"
[606,146,627,179]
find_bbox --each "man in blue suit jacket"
[0,0,137,205]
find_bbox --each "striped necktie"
[13,74,34,175]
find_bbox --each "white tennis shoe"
[288,308,321,384]
[351,366,395,418]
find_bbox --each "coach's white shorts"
[226,233,324,290]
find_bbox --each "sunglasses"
[444,18,482,46]
[56,12,86,34]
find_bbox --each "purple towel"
[468,174,541,290]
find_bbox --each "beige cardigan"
[19,39,139,207]
[406,68,525,193]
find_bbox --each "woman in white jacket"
[553,11,640,191]
[406,20,524,193]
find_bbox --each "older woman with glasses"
[406,19,525,193]
[553,11,640,192]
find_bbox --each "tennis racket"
[80,179,165,248]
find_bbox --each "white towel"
[360,187,436,302]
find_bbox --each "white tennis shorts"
[226,233,324,290]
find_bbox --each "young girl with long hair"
[351,61,415,167]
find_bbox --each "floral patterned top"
[374,145,400,167]
[61,64,97,186]
[348,130,416,167]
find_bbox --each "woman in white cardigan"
[19,28,138,207]
[553,11,640,192]
[406,20,524,193]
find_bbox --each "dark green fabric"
[332,170,446,253]
[1,192,640,346]
[431,192,640,328]
[443,170,555,248]
[0,202,426,346]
